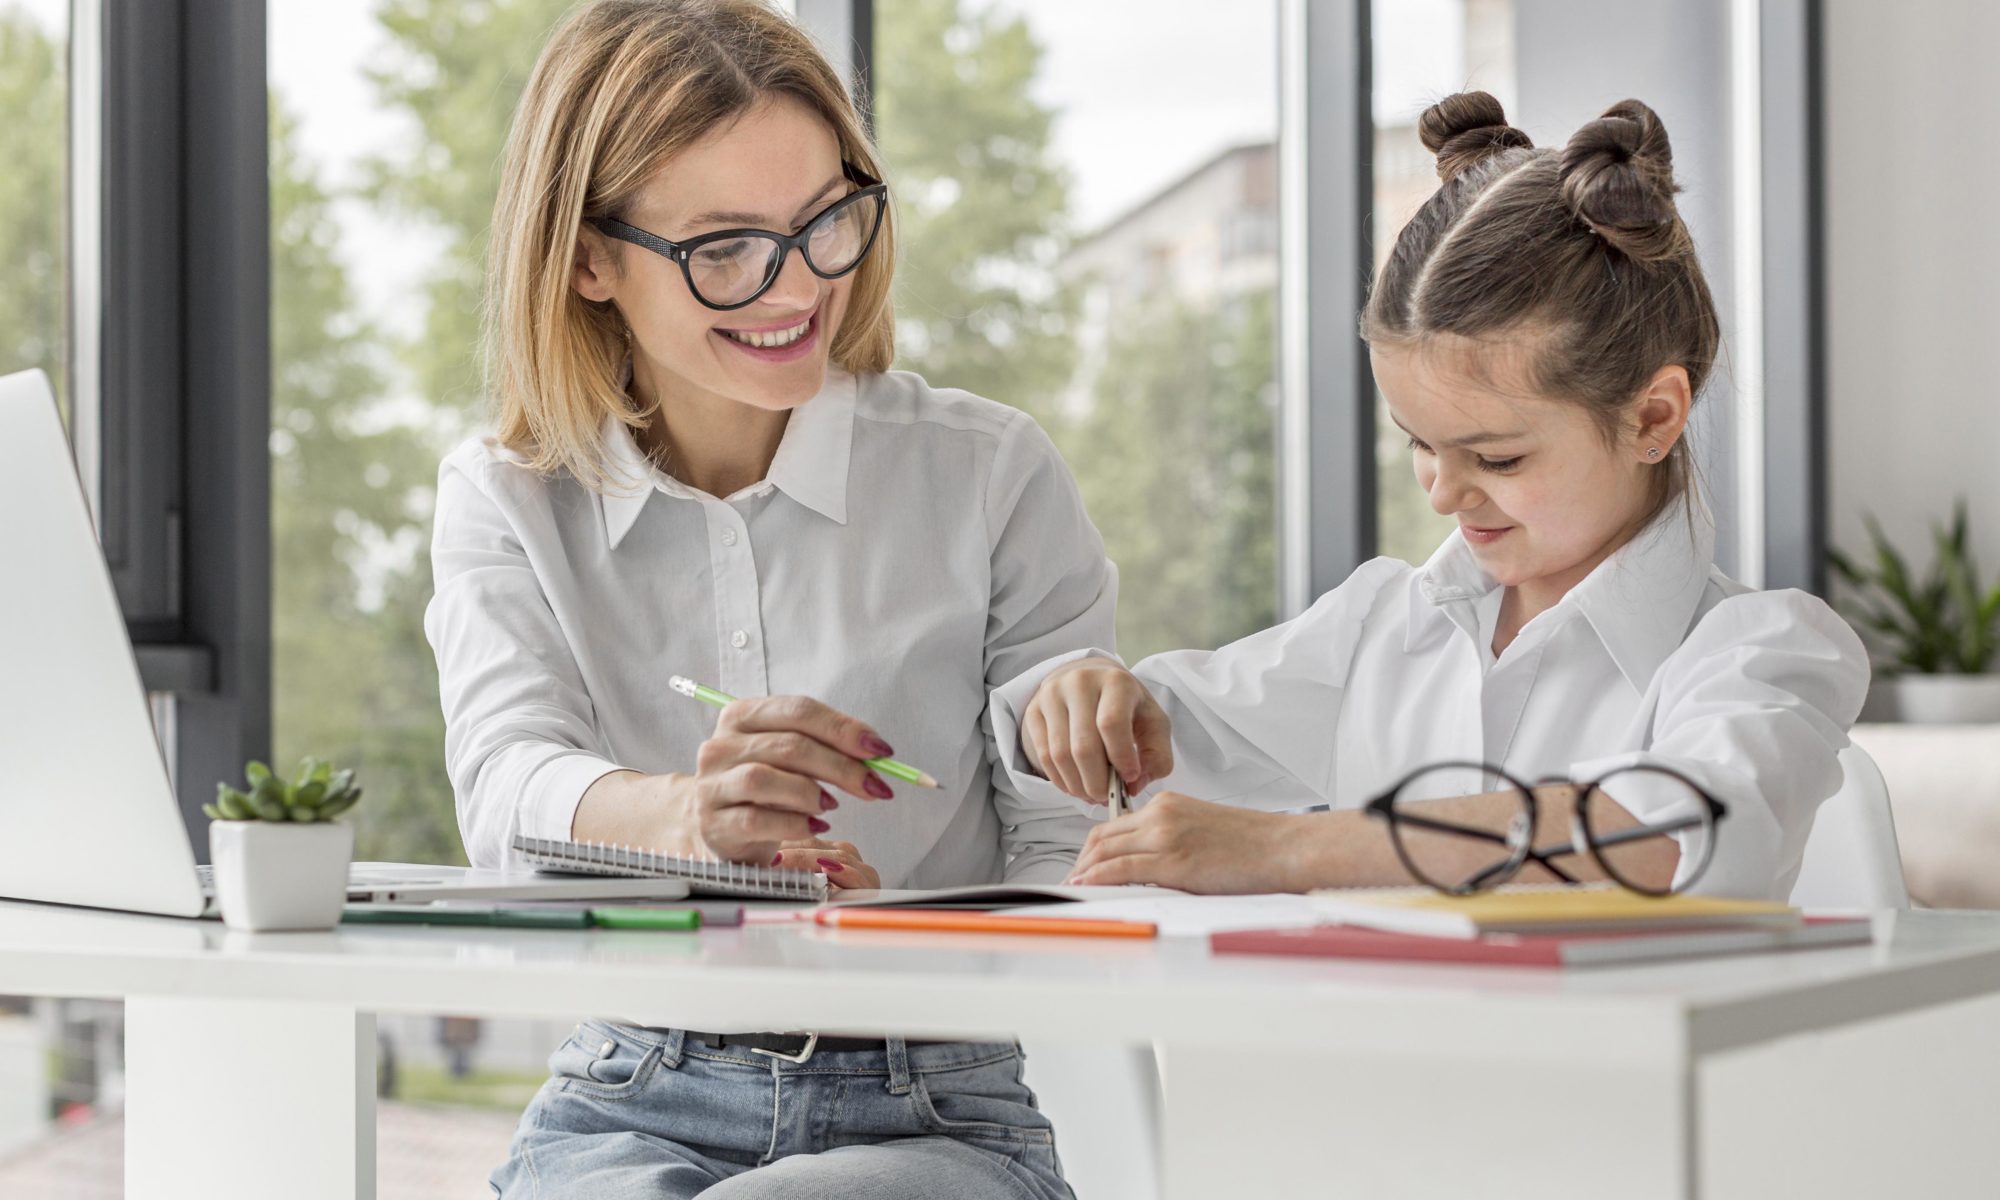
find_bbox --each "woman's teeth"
[721,317,811,348]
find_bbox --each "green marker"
[590,906,702,931]
[668,675,940,789]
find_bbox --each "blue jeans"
[490,1023,1075,1199]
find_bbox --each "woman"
[424,2,1107,1194]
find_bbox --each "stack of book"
[1211,886,1873,968]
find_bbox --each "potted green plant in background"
[1830,499,2000,724]
[205,758,363,931]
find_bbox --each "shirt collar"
[1405,502,1718,693]
[597,364,857,550]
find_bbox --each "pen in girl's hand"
[667,675,940,788]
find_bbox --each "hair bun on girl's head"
[1418,91,1533,182]
[1559,99,1685,263]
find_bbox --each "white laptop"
[0,368,688,917]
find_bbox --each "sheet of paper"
[991,893,1330,938]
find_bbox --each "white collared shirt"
[992,510,1870,899]
[425,367,1117,885]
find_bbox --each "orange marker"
[814,908,1156,938]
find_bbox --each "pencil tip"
[915,772,940,789]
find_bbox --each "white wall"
[1825,0,2000,576]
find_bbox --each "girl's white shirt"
[426,367,1117,886]
[991,508,1870,900]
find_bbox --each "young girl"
[995,92,1867,902]
[425,2,1105,1194]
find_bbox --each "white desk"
[2,902,1998,1200]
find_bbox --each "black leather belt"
[684,1030,944,1064]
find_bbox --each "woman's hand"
[774,838,882,891]
[1066,793,1314,893]
[1021,657,1174,804]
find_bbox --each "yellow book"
[1306,884,1798,939]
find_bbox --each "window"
[875,0,1282,662]
[0,0,67,418]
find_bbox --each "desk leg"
[1156,1042,1691,1200]
[125,996,376,1200]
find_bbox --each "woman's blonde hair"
[485,0,897,490]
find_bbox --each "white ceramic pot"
[1880,674,2000,725]
[208,820,354,931]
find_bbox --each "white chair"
[1790,743,1909,910]
[1020,1039,1163,1200]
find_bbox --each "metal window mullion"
[1279,0,1374,618]
[95,0,270,851]
[1758,0,1824,595]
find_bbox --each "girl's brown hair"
[485,0,897,490]
[1361,92,1720,525]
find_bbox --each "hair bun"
[1418,91,1533,182]
[1559,99,1683,262]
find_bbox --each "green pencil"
[668,675,940,788]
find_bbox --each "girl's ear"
[1631,364,1692,460]
[572,230,617,303]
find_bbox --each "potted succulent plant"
[1829,500,2000,724]
[204,758,363,931]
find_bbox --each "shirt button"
[731,630,749,649]
[721,529,738,546]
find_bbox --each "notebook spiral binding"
[510,834,826,901]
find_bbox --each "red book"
[1210,917,1872,968]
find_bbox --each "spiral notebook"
[510,835,828,901]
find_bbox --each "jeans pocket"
[546,1022,663,1099]
[909,1064,1056,1147]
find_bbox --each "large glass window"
[876,0,1282,663]
[0,0,67,416]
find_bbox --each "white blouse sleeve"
[980,412,1120,883]
[990,557,1408,815]
[424,453,627,869]
[1569,590,1870,901]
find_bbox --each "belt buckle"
[750,1032,819,1064]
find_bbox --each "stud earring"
[1645,446,1662,460]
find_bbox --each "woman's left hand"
[1065,793,1309,893]
[775,838,881,891]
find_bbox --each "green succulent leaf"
[244,761,272,788]
[294,780,327,809]
[317,789,362,820]
[255,796,287,822]
[202,803,223,821]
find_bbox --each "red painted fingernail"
[862,734,895,758]
[772,853,784,866]
[820,790,839,811]
[808,817,831,834]
[816,858,845,872]
[863,774,893,800]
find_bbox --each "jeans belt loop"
[750,1032,819,1065]
[884,1037,914,1094]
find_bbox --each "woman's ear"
[1631,364,1692,461]
[571,230,617,303]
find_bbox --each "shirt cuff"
[988,644,1120,772]
[521,751,631,846]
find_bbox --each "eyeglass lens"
[1384,763,1534,894]
[686,190,882,307]
[1576,766,1715,895]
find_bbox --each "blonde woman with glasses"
[423,2,1106,1195]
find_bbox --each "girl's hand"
[1066,793,1308,893]
[1021,657,1174,804]
[774,838,881,891]
[679,694,900,865]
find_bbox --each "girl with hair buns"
[992,92,1868,902]
[426,0,1106,1194]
